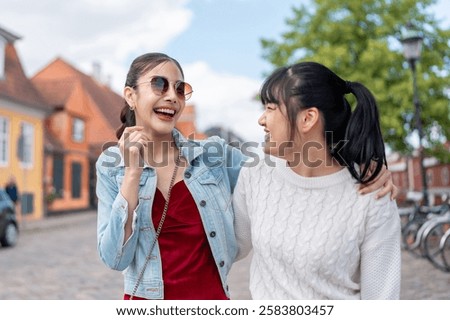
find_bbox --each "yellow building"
[0,26,50,221]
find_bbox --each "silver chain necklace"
[129,148,182,300]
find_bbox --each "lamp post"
[400,22,429,206]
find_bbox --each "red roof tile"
[32,78,77,108]
[32,58,123,130]
[0,41,49,111]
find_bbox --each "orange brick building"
[32,58,123,213]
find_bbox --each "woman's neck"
[143,131,178,167]
[283,143,343,177]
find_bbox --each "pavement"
[19,210,97,233]
[15,211,450,300]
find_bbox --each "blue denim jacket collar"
[173,129,206,164]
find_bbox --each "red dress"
[124,181,227,300]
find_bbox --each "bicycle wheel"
[402,220,422,254]
[440,229,450,271]
[423,222,449,270]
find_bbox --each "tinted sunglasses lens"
[150,76,169,95]
[178,82,193,100]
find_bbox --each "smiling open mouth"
[154,108,176,118]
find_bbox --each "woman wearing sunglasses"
[233,62,401,299]
[96,53,397,300]
[96,52,244,300]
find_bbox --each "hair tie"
[344,81,352,94]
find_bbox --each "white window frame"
[0,116,9,166]
[19,122,34,168]
[72,118,85,142]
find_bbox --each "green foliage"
[261,0,450,162]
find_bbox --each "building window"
[402,170,408,187]
[71,162,82,199]
[72,118,85,142]
[426,171,433,186]
[18,122,34,167]
[53,154,64,198]
[0,117,9,165]
[21,193,34,215]
[442,167,449,186]
[0,38,5,80]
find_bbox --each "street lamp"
[400,22,429,206]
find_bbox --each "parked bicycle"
[400,194,450,272]
[402,203,448,254]
[421,210,450,271]
[440,228,450,270]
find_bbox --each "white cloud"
[0,0,191,91]
[184,61,264,142]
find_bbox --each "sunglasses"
[134,76,193,101]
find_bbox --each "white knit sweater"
[233,156,401,300]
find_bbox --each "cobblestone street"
[0,211,449,300]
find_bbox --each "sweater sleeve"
[232,167,253,261]
[360,196,401,299]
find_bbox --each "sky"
[1,0,449,143]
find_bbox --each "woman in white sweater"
[233,62,401,299]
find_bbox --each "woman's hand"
[359,164,399,200]
[117,126,149,241]
[118,126,148,172]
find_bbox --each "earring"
[129,105,135,111]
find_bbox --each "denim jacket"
[96,129,245,299]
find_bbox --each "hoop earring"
[129,105,135,111]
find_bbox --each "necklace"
[129,147,182,300]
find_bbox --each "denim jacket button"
[199,200,206,207]
[209,231,216,237]
[219,261,225,267]
[184,171,191,179]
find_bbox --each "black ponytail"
[116,103,136,140]
[339,81,386,183]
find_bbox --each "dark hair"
[260,61,386,183]
[116,53,185,139]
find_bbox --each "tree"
[261,0,450,162]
